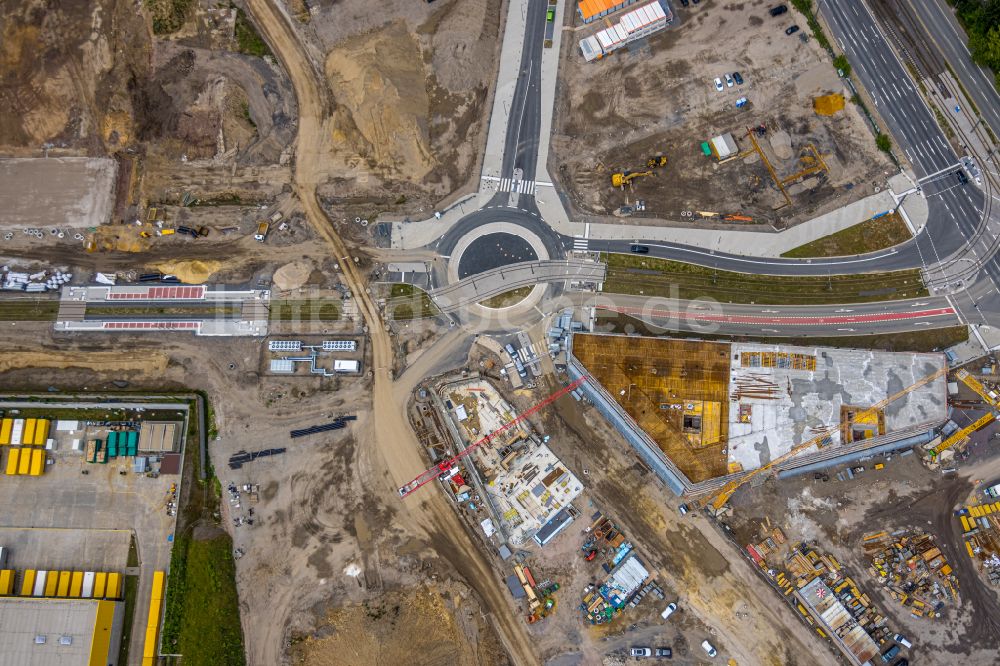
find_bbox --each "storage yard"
[0,397,186,666]
[571,334,947,486]
[552,1,894,225]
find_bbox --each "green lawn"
[161,535,245,666]
[118,575,139,666]
[479,286,533,308]
[781,212,911,258]
[0,299,59,322]
[388,283,439,320]
[86,305,240,317]
[233,7,271,57]
[268,299,341,322]
[602,253,927,305]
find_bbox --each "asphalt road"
[499,0,546,202]
[906,0,1000,141]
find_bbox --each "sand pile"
[325,22,435,181]
[154,259,221,284]
[273,260,313,291]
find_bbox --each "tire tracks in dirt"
[243,2,538,664]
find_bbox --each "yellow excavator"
[611,170,653,188]
[690,365,947,515]
[927,369,999,458]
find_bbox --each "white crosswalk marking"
[494,177,537,194]
[572,236,589,251]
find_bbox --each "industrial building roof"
[594,2,666,49]
[602,554,649,607]
[0,597,119,666]
[577,0,629,21]
[798,577,879,664]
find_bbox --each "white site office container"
[33,571,47,597]
[82,572,95,598]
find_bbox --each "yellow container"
[0,569,13,595]
[17,449,30,475]
[967,541,976,558]
[23,419,35,446]
[5,449,19,476]
[0,418,12,445]
[44,572,58,597]
[29,449,44,476]
[57,571,71,597]
[93,572,107,599]
[33,420,49,446]
[70,571,84,597]
[106,572,121,599]
[151,571,165,600]
[20,570,36,596]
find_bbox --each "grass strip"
[602,253,927,304]
[780,212,911,258]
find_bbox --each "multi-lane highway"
[428,0,1000,338]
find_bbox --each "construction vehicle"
[611,170,653,189]
[691,366,946,515]
[926,368,1000,459]
[646,155,667,168]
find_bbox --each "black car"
[630,244,650,254]
[957,169,969,184]
[654,647,672,658]
[785,24,800,35]
[680,0,688,5]
[769,4,788,16]
[732,71,744,85]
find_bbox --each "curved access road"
[245,2,540,665]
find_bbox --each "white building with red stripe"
[579,1,670,62]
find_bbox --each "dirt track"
[244,1,537,664]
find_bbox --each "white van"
[892,633,913,649]
[660,602,677,620]
[701,640,717,658]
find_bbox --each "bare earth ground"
[723,420,1000,665]
[550,1,894,228]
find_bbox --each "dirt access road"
[243,1,538,664]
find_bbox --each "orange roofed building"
[577,0,641,23]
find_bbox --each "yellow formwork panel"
[967,541,976,557]
[29,449,44,476]
[57,571,71,597]
[23,419,35,445]
[6,449,19,476]
[93,572,107,599]
[44,572,57,597]
[17,449,30,475]
[70,571,83,597]
[987,504,996,515]
[0,418,12,445]
[20,570,36,596]
[33,420,49,446]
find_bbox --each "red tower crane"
[397,376,587,499]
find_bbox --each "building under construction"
[569,334,947,495]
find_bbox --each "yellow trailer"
[961,515,972,531]
[5,449,19,476]
[21,570,36,596]
[70,572,84,597]
[93,572,107,599]
[17,449,30,475]
[106,572,121,599]
[23,419,35,445]
[44,572,58,597]
[0,418,12,445]
[33,419,49,446]
[29,449,44,476]
[0,569,14,595]
[57,571,71,597]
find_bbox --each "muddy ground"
[723,414,1000,665]
[551,1,894,228]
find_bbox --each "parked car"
[661,602,677,620]
[701,640,717,658]
[785,24,800,35]
[892,634,913,649]
[714,77,724,92]
[957,169,969,184]
[680,0,688,5]
[769,4,788,16]
[732,71,744,84]
[725,73,734,87]
[881,645,901,663]
[678,503,689,515]
[630,647,653,658]
[654,647,672,658]
[630,244,650,253]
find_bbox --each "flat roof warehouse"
[0,597,121,666]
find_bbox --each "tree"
[876,133,892,153]
[833,54,852,77]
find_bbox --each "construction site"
[570,334,948,493]
[552,1,894,226]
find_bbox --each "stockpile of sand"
[154,259,221,284]
[813,93,845,116]
[769,130,794,161]
[273,260,313,291]
[325,22,435,181]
